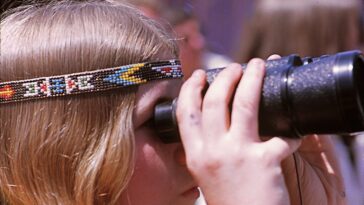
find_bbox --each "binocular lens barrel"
[154,50,364,143]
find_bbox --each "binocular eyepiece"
[154,50,364,143]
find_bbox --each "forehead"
[133,79,182,127]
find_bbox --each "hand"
[282,134,347,205]
[176,59,301,205]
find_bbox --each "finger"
[202,63,243,138]
[230,58,265,142]
[176,69,206,149]
[263,137,302,160]
[267,54,281,60]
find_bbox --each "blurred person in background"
[110,0,231,79]
[189,0,255,57]
[161,4,232,79]
[235,0,362,60]
[235,0,364,204]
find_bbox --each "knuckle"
[251,148,272,164]
[186,153,224,175]
[202,160,223,174]
[201,156,223,173]
[234,100,256,116]
[203,96,226,110]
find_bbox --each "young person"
[161,5,232,79]
[0,1,345,205]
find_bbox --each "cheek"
[133,141,172,189]
[119,132,177,205]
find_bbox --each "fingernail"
[250,58,265,70]
[253,58,264,65]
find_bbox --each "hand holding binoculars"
[154,50,364,143]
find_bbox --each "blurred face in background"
[174,18,206,79]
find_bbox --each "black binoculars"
[154,50,364,143]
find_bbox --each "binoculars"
[154,50,364,143]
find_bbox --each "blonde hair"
[235,0,362,61]
[108,0,166,14]
[0,1,178,204]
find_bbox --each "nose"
[174,145,187,166]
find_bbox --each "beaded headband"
[0,60,182,104]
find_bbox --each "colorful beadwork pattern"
[0,60,182,104]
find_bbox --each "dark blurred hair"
[160,3,195,27]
